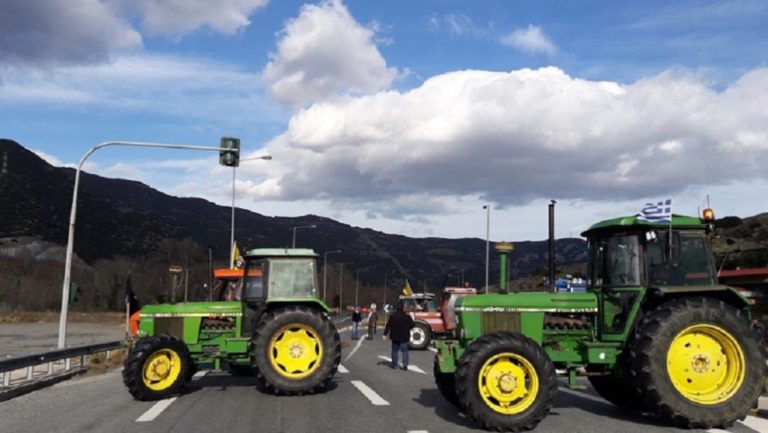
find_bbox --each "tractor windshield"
[591,235,641,287]
[646,230,715,286]
[267,258,317,298]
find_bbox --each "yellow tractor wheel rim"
[478,352,539,415]
[142,348,182,391]
[666,324,745,404]
[269,324,323,380]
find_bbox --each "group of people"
[351,302,414,370]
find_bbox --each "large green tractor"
[434,212,766,431]
[122,248,341,400]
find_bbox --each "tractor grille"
[154,318,184,338]
[482,312,521,334]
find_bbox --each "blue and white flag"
[637,199,672,223]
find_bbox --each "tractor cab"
[583,213,721,340]
[241,248,319,302]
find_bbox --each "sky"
[1,0,767,243]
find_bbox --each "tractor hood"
[140,301,243,317]
[455,292,598,313]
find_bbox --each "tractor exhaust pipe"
[549,200,556,293]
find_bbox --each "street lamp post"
[483,204,490,294]
[323,250,341,303]
[58,140,236,349]
[230,155,272,266]
[382,271,394,309]
[338,262,352,316]
[292,224,317,248]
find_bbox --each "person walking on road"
[366,304,378,340]
[383,302,414,370]
[351,306,362,340]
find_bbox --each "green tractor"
[122,248,341,400]
[434,211,766,431]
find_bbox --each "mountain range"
[0,139,590,292]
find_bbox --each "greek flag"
[637,199,672,223]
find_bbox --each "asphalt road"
[1,324,766,433]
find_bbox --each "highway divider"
[0,340,124,401]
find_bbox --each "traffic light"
[219,136,240,167]
[69,282,80,304]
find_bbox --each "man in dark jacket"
[383,302,414,370]
[351,307,362,340]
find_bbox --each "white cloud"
[500,25,557,56]
[263,0,397,105]
[110,0,269,36]
[428,13,488,37]
[246,66,768,223]
[0,0,141,68]
[0,54,280,123]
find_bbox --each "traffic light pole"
[57,140,230,349]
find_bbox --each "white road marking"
[407,431,429,433]
[377,356,426,374]
[563,386,768,433]
[738,415,768,432]
[136,397,177,422]
[428,347,437,353]
[344,335,366,362]
[192,370,208,379]
[557,386,610,405]
[338,364,349,373]
[351,380,390,406]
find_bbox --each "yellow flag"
[402,279,413,297]
[231,242,241,269]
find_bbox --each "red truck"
[399,287,477,350]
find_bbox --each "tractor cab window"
[591,235,641,287]
[242,264,264,299]
[267,259,317,298]
[646,230,715,286]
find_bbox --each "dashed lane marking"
[563,386,766,433]
[344,335,366,362]
[136,398,177,422]
[557,386,611,405]
[427,347,437,353]
[737,415,768,432]
[377,356,427,374]
[407,431,429,433]
[135,370,208,423]
[351,380,390,406]
[338,364,349,373]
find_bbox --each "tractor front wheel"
[252,306,341,395]
[630,297,766,428]
[409,322,432,350]
[433,355,460,408]
[122,334,192,401]
[455,332,557,432]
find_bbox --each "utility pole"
[323,250,341,304]
[483,204,490,294]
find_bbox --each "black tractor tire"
[251,306,341,395]
[455,332,557,432]
[433,355,460,408]
[122,334,193,401]
[587,352,646,411]
[629,297,766,429]
[409,322,432,350]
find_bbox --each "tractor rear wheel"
[409,322,432,350]
[251,306,341,395]
[587,355,646,411]
[455,332,557,432]
[433,355,460,408]
[123,334,192,401]
[630,297,766,428]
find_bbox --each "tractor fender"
[649,284,751,310]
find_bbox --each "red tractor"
[400,287,477,350]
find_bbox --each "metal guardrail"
[0,340,124,389]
